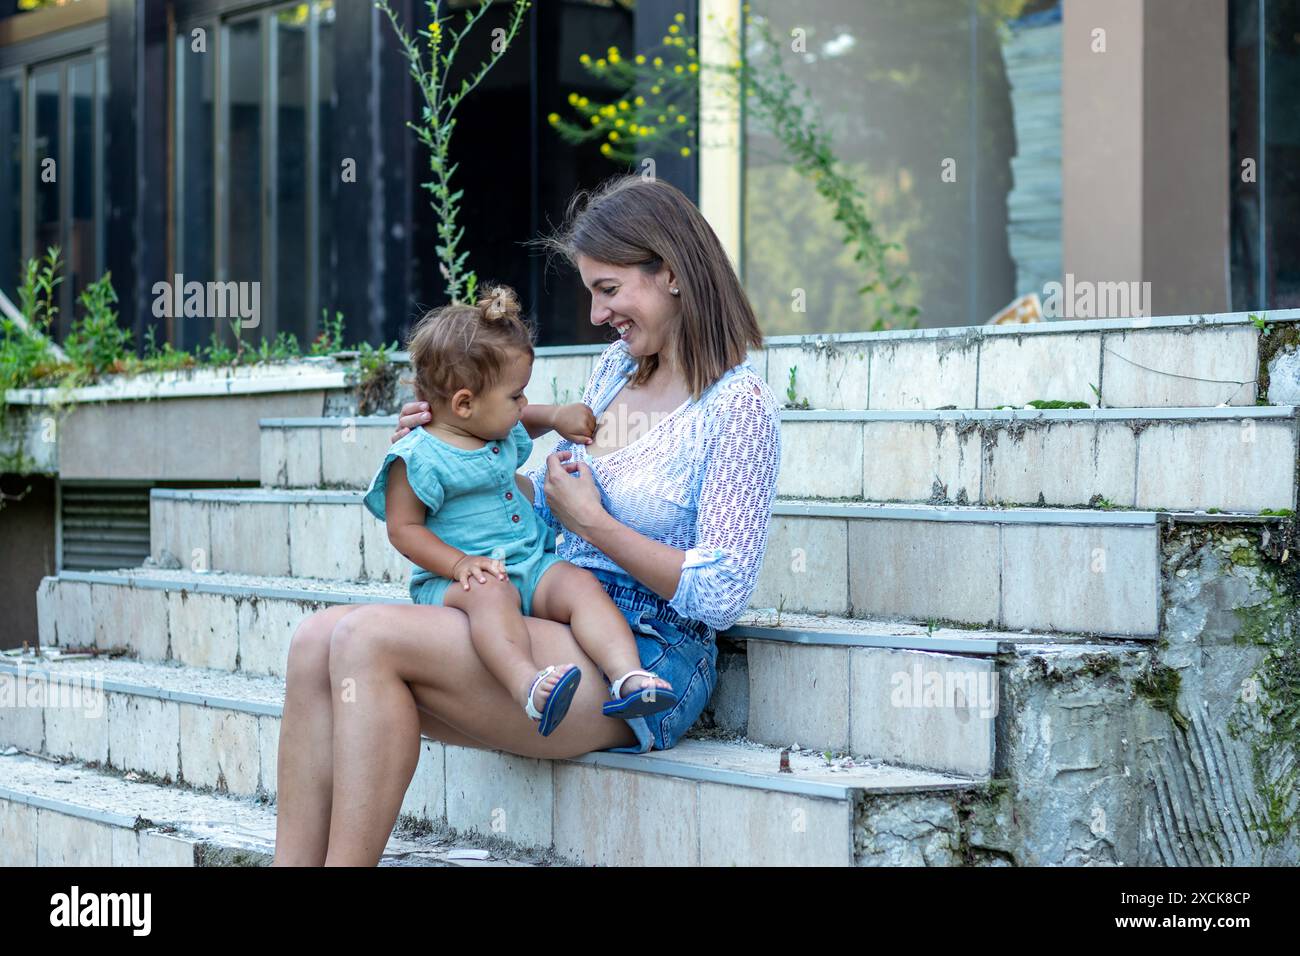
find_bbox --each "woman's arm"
[560,482,690,602]
[544,380,782,624]
[664,382,781,630]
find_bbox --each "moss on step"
[956,787,1018,866]
[1164,520,1300,846]
[1254,318,1300,399]
[1134,661,1189,732]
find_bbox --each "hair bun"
[479,285,521,322]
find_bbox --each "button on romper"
[362,420,564,616]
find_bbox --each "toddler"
[362,285,677,736]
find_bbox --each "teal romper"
[361,421,564,616]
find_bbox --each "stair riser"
[35,578,325,676]
[0,694,868,865]
[147,498,1164,635]
[0,801,201,866]
[763,323,1260,410]
[778,418,1296,510]
[758,516,1161,636]
[150,495,411,584]
[0,675,278,798]
[264,414,1296,515]
[31,578,991,776]
[740,643,996,777]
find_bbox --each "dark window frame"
[175,0,333,348]
[0,21,107,329]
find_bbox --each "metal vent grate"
[59,483,152,572]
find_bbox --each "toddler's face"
[468,348,532,440]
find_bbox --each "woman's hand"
[543,450,609,540]
[392,401,431,444]
[551,402,597,445]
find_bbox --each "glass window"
[30,64,62,328]
[316,0,336,332]
[224,16,263,296]
[175,24,216,351]
[273,4,308,340]
[1229,0,1300,312]
[67,57,96,312]
[174,1,337,348]
[742,0,1060,334]
[0,70,21,296]
[1264,0,1300,309]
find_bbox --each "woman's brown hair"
[402,285,534,406]
[536,175,763,401]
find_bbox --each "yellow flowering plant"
[548,5,916,329]
[548,11,698,165]
[376,0,530,303]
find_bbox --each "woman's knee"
[327,606,386,677]
[285,609,338,681]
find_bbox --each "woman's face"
[576,254,679,359]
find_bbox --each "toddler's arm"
[521,402,596,444]
[383,458,468,579]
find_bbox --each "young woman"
[272,175,782,866]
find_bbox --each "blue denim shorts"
[586,567,719,754]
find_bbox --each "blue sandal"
[525,665,581,736]
[602,669,679,718]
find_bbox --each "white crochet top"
[523,339,782,632]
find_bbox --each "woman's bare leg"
[272,604,492,867]
[272,605,353,866]
[323,603,638,866]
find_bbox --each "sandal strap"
[610,669,658,700]
[525,666,556,721]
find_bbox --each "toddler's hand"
[552,402,597,445]
[451,555,507,589]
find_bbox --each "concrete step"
[145,489,1282,635]
[757,503,1285,636]
[780,406,1297,510]
[0,658,983,865]
[471,310,1296,412]
[758,313,1275,410]
[31,570,1056,776]
[259,405,1298,514]
[0,751,542,866]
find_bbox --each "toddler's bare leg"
[530,563,671,699]
[442,576,576,711]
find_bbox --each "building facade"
[1,0,1296,350]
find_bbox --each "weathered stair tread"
[0,752,534,866]
[0,656,287,711]
[0,655,978,800]
[576,738,979,798]
[48,567,1099,654]
[152,486,1289,521]
[262,404,1300,427]
[730,608,1106,653]
[56,566,411,603]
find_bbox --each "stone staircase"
[5,310,1300,865]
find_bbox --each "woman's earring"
[670,287,680,296]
